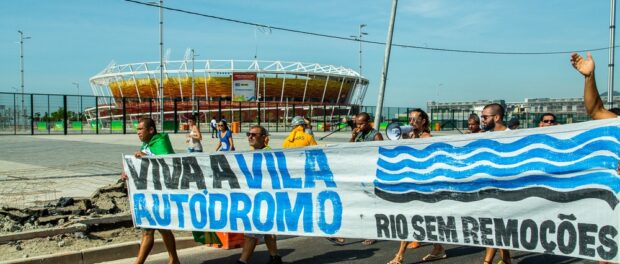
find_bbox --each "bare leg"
[387,241,408,264]
[134,230,155,264]
[158,229,180,264]
[484,247,496,264]
[264,235,278,256]
[499,249,511,264]
[430,244,445,255]
[239,237,258,263]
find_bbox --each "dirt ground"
[0,225,192,261]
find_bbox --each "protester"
[121,117,180,264]
[538,113,558,127]
[388,108,446,264]
[466,113,483,133]
[237,125,282,264]
[571,52,620,264]
[185,115,203,153]
[210,116,218,138]
[480,103,511,264]
[215,120,235,151]
[350,112,383,142]
[507,117,520,130]
[350,112,382,246]
[283,116,317,148]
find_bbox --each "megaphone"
[386,122,414,140]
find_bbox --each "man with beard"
[480,103,511,264]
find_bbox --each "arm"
[228,134,235,150]
[215,141,221,151]
[194,126,202,141]
[349,128,360,142]
[375,132,384,141]
[570,52,617,119]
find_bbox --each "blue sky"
[0,0,615,108]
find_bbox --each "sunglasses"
[246,132,264,137]
[542,119,555,124]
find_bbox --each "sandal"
[387,254,404,264]
[325,237,345,246]
[407,241,420,249]
[422,251,447,261]
[362,239,376,246]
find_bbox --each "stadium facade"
[87,59,369,127]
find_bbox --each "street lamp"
[350,24,368,104]
[18,30,31,130]
[190,49,199,115]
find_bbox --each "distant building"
[427,94,620,130]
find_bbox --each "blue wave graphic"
[378,140,618,171]
[376,156,619,181]
[374,171,620,193]
[379,126,620,159]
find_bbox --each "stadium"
[87,58,369,131]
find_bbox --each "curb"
[2,237,198,264]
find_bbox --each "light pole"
[191,49,198,116]
[18,30,31,130]
[351,24,368,104]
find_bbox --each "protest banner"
[123,118,620,262]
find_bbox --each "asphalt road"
[103,236,597,264]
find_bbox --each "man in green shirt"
[122,117,179,264]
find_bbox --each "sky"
[0,0,615,109]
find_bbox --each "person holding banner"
[237,125,283,264]
[350,112,383,142]
[283,116,317,148]
[121,117,180,264]
[388,108,447,264]
[480,103,512,264]
[571,52,620,264]
[215,120,235,151]
[466,113,483,134]
[538,113,558,127]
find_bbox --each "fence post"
[30,94,34,135]
[13,94,16,135]
[323,104,327,132]
[238,101,242,130]
[174,98,178,134]
[257,101,261,126]
[63,95,68,135]
[218,97,222,122]
[122,97,127,134]
[95,96,99,134]
[276,102,279,133]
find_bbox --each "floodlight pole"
[159,0,165,132]
[373,0,398,130]
[608,0,616,108]
[18,30,30,130]
[191,49,197,115]
[351,24,368,106]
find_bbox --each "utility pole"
[18,30,30,130]
[373,0,398,131]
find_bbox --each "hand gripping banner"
[123,118,620,262]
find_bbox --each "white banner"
[123,119,620,262]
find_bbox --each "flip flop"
[422,252,447,261]
[325,237,345,246]
[362,239,376,246]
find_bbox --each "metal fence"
[0,92,367,135]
